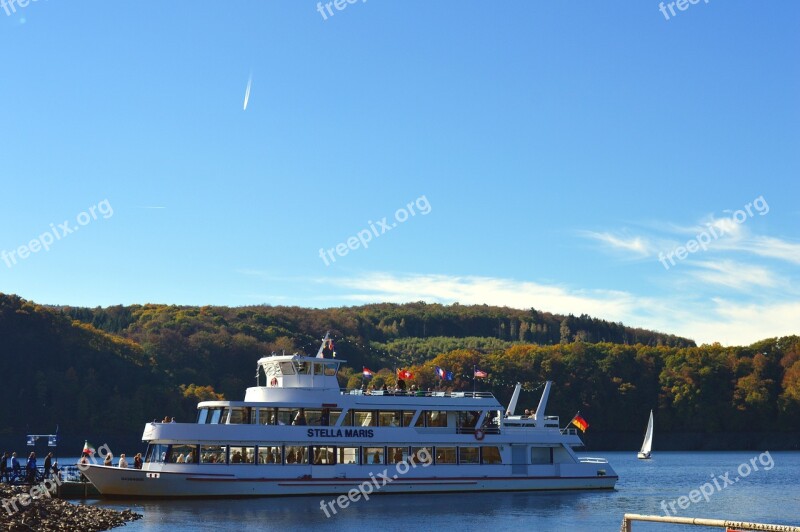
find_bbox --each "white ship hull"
[84,463,617,497]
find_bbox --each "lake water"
[84,452,799,531]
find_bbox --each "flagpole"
[473,365,476,395]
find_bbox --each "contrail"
[243,71,252,111]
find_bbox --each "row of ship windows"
[197,407,489,428]
[144,444,504,466]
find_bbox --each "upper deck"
[244,353,501,407]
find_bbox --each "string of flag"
[294,333,548,393]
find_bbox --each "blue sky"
[1,1,798,345]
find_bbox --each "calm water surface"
[87,452,799,531]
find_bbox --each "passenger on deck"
[523,409,531,418]
[51,461,60,480]
[1,452,8,482]
[292,408,307,426]
[134,453,143,469]
[176,454,185,463]
[104,453,113,466]
[43,452,53,479]
[185,451,194,464]
[118,454,129,468]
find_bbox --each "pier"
[621,514,800,531]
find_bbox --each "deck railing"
[620,514,800,531]
[342,389,495,399]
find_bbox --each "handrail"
[620,514,800,532]
[341,389,496,399]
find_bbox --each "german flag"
[570,413,589,432]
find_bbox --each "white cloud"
[688,260,779,291]
[580,231,651,256]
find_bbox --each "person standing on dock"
[44,452,53,479]
[26,452,37,483]
[11,452,20,480]
[0,452,8,482]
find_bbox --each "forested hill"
[2,293,799,450]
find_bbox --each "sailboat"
[638,410,653,459]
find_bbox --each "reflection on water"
[90,452,800,532]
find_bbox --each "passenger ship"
[83,337,618,497]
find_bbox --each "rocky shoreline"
[0,483,141,531]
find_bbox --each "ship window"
[258,445,282,464]
[435,447,457,464]
[531,447,553,465]
[294,361,312,375]
[228,408,247,425]
[388,447,409,464]
[209,409,223,424]
[312,363,323,375]
[279,362,295,375]
[170,444,198,464]
[285,446,308,465]
[312,446,336,465]
[197,409,208,424]
[379,411,402,427]
[402,411,415,427]
[323,409,341,426]
[230,446,255,464]
[363,447,385,465]
[324,363,337,376]
[411,447,433,466]
[417,411,447,428]
[348,411,374,427]
[481,446,502,465]
[145,444,169,464]
[459,447,480,465]
[266,408,286,425]
[304,409,322,426]
[219,408,231,424]
[337,447,359,465]
[457,411,478,428]
[200,445,227,464]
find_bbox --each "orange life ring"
[270,377,278,387]
[474,429,485,441]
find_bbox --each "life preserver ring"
[270,377,278,387]
[474,429,485,441]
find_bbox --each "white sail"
[640,410,654,455]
